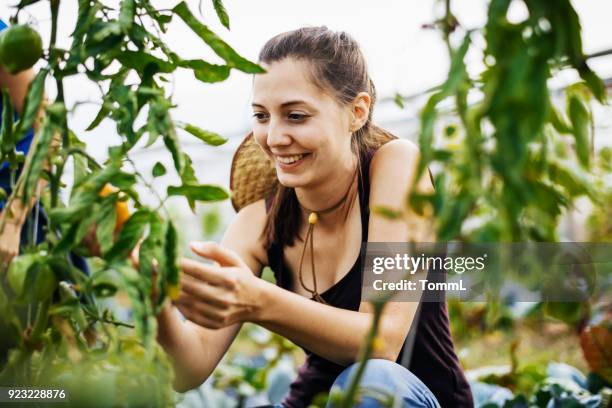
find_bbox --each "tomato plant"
[0,0,261,405]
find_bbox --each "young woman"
[157,27,473,408]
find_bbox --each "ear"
[350,92,372,132]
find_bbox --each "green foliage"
[0,0,261,405]
[411,0,606,242]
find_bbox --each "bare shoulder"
[368,138,432,207]
[369,138,420,177]
[222,199,268,275]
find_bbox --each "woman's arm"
[157,200,268,392]
[0,66,35,115]
[177,139,434,366]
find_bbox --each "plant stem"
[82,307,135,329]
[30,299,51,342]
[337,301,386,408]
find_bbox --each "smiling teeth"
[277,154,305,164]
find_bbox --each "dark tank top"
[265,148,474,408]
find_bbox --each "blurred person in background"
[0,17,89,365]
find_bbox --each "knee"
[329,360,440,408]
[331,359,404,390]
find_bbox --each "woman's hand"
[175,241,266,330]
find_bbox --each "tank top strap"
[357,147,378,240]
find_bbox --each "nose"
[266,118,292,148]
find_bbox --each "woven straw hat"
[230,132,277,212]
[229,129,398,212]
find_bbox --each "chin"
[276,172,308,189]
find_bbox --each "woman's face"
[251,58,354,189]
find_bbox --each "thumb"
[190,241,245,268]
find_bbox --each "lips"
[274,153,311,169]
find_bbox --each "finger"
[190,241,244,268]
[180,258,228,286]
[179,275,230,308]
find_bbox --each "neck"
[294,153,358,228]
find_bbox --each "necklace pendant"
[308,212,318,225]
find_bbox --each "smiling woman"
[155,26,473,408]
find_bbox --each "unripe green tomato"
[7,254,37,296]
[0,25,43,74]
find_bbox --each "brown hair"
[259,26,396,249]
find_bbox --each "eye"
[252,112,269,122]
[288,112,308,122]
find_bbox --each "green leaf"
[372,205,402,220]
[393,93,405,109]
[107,85,139,143]
[578,67,606,104]
[172,2,263,73]
[567,94,590,168]
[178,59,231,83]
[549,107,572,134]
[108,171,137,190]
[182,124,227,146]
[260,266,276,284]
[84,21,123,58]
[17,0,43,7]
[118,0,135,32]
[91,21,122,43]
[212,0,230,29]
[152,162,166,177]
[13,69,47,144]
[86,102,111,131]
[54,205,97,253]
[0,88,14,155]
[147,98,184,172]
[116,51,175,75]
[53,222,80,254]
[139,214,163,292]
[96,196,118,255]
[163,220,180,299]
[548,158,596,200]
[106,209,151,262]
[179,154,198,211]
[21,111,58,205]
[167,184,229,202]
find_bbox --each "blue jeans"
[325,359,440,408]
[256,359,440,408]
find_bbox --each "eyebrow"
[251,100,312,109]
